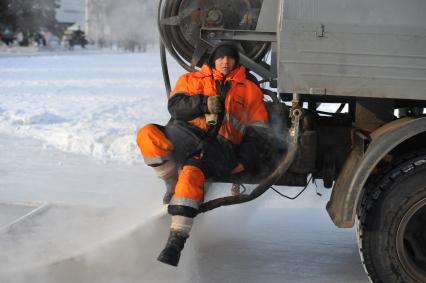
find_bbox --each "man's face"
[214,55,236,76]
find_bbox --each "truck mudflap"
[326,116,426,228]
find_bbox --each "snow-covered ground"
[0,51,180,163]
[0,51,368,282]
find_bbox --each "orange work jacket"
[169,64,268,145]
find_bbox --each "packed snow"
[0,50,369,283]
[0,51,183,163]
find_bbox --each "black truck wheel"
[357,152,426,283]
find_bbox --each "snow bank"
[0,52,183,163]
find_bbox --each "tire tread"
[357,150,426,283]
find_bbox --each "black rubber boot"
[157,230,188,267]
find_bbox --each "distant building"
[56,0,86,30]
[85,0,157,49]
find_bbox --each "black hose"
[336,103,346,113]
[160,42,171,97]
[199,142,298,213]
[158,0,193,95]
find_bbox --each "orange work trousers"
[137,122,236,217]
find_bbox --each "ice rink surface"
[0,51,368,282]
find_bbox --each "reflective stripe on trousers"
[170,165,205,210]
[136,124,174,166]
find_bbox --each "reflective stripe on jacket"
[168,64,268,145]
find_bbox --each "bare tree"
[1,0,60,45]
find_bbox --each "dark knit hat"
[208,43,240,67]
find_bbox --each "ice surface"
[0,203,37,228]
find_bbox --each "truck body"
[278,0,426,100]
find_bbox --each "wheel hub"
[397,198,426,282]
[205,8,224,26]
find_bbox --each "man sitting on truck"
[136,43,269,266]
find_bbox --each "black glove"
[207,96,223,114]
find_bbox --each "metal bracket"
[202,28,276,42]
